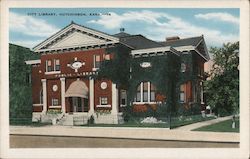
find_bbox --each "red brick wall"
[31,64,43,112]
[47,79,61,108]
[40,48,110,79]
[94,79,112,110]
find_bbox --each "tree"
[204,42,239,116]
[9,44,40,124]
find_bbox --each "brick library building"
[26,22,210,125]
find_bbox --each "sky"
[9,8,239,49]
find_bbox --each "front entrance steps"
[35,112,124,126]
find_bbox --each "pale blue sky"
[9,8,239,48]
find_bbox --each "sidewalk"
[10,123,239,143]
[175,115,233,131]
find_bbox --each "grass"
[192,119,239,133]
[170,115,216,129]
[10,118,51,127]
[82,115,216,129]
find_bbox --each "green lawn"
[82,115,216,129]
[192,119,239,133]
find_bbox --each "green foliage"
[9,44,40,123]
[204,42,239,116]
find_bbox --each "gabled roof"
[159,36,210,61]
[33,22,119,53]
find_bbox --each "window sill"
[96,104,111,108]
[120,105,127,107]
[92,68,99,71]
[45,71,61,75]
[33,104,43,107]
[133,102,157,105]
[49,105,61,108]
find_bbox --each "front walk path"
[175,115,233,131]
[10,118,239,143]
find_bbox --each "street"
[10,134,239,148]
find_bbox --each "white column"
[111,83,119,115]
[140,83,143,102]
[60,78,66,113]
[41,79,47,114]
[89,78,94,115]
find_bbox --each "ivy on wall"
[9,44,40,123]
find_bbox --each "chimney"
[166,36,180,42]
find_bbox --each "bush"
[88,115,95,124]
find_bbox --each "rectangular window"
[55,59,60,71]
[150,84,156,102]
[136,83,141,102]
[143,82,148,102]
[120,90,127,106]
[100,97,108,105]
[52,98,59,106]
[180,84,185,102]
[46,60,53,72]
[94,55,101,68]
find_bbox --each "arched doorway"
[65,79,89,113]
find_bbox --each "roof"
[33,22,119,53]
[159,36,203,47]
[119,35,163,50]
[113,32,131,38]
[159,36,210,61]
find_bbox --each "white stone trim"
[60,78,66,113]
[49,105,62,108]
[92,68,99,71]
[173,45,195,52]
[111,83,119,115]
[96,104,111,108]
[33,104,43,107]
[45,71,61,75]
[89,78,94,115]
[25,59,41,65]
[41,79,47,114]
[133,102,157,105]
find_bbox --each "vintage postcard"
[0,0,249,159]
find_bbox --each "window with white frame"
[100,97,108,105]
[54,59,60,71]
[134,82,156,103]
[52,98,59,106]
[120,90,127,106]
[94,55,101,69]
[46,60,53,72]
[180,84,185,103]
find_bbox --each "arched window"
[134,82,156,103]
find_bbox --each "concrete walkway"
[10,122,239,143]
[175,115,233,131]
